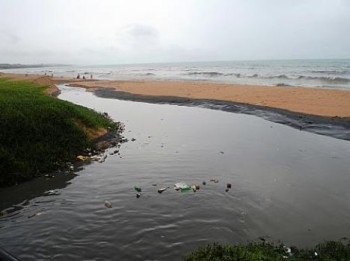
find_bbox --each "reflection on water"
[1,85,350,261]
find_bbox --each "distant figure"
[77,74,80,79]
[83,76,86,80]
[90,74,93,80]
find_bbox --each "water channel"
[1,85,350,260]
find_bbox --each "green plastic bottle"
[134,186,141,192]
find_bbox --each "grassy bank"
[183,241,350,261]
[0,77,118,187]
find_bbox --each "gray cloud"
[0,31,20,46]
[0,0,349,64]
[117,24,159,48]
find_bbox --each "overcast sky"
[1,0,349,64]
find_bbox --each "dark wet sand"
[93,88,350,141]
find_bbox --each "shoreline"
[2,72,350,117]
[1,73,349,140]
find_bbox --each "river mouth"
[1,85,350,261]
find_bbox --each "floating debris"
[104,200,112,208]
[202,181,206,185]
[181,186,191,192]
[227,183,232,189]
[210,179,219,183]
[225,188,229,192]
[158,187,169,194]
[136,193,141,198]
[131,138,136,142]
[27,212,44,219]
[99,155,108,163]
[134,186,142,193]
[174,183,190,191]
[120,137,128,143]
[191,184,200,192]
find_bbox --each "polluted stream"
[1,85,350,260]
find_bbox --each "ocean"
[2,59,350,90]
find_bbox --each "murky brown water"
[1,85,350,260]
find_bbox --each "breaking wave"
[184,72,350,84]
[245,74,350,83]
[186,71,224,77]
[297,76,350,83]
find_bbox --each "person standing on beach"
[77,74,80,79]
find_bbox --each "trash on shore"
[104,200,112,208]
[44,190,60,196]
[134,186,142,192]
[90,155,101,161]
[76,155,88,161]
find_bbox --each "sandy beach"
[1,72,350,117]
[67,78,350,118]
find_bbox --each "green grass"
[183,241,350,261]
[0,78,118,186]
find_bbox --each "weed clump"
[0,78,118,186]
[183,241,350,261]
